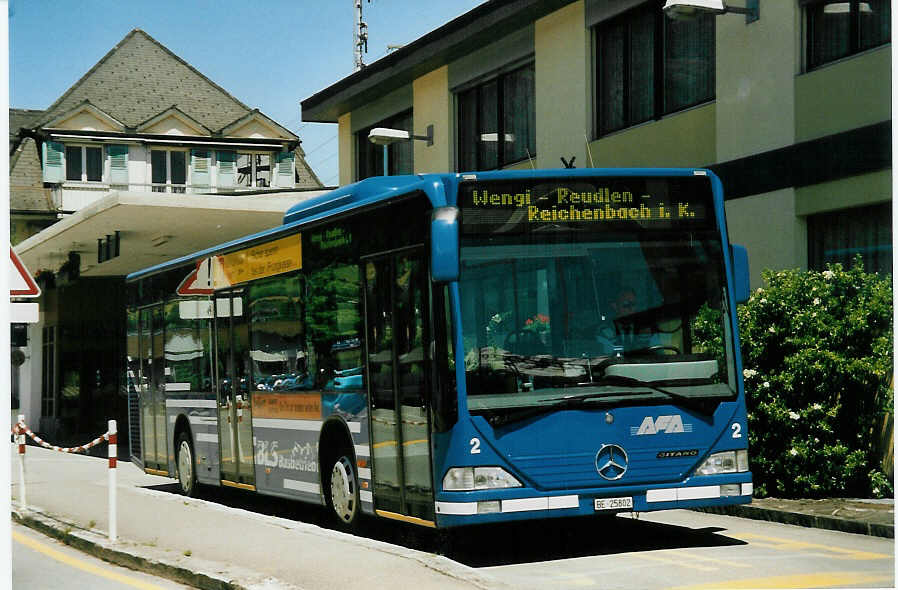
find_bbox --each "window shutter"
[216,150,236,188]
[191,149,211,187]
[275,151,295,188]
[107,145,129,185]
[42,141,65,183]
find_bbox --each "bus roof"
[126,168,716,282]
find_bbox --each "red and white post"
[108,419,117,543]
[16,414,26,512]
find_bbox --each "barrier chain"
[12,415,118,543]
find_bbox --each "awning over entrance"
[14,189,328,278]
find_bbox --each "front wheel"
[176,432,198,497]
[327,454,360,528]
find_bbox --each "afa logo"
[631,415,694,436]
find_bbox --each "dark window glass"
[170,151,187,185]
[356,110,414,180]
[456,62,536,171]
[808,202,892,275]
[249,274,308,391]
[65,146,82,181]
[163,299,213,393]
[151,151,167,185]
[807,0,891,70]
[86,147,102,182]
[596,2,715,136]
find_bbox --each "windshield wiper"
[548,375,718,415]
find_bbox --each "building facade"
[301,0,891,284]
[11,29,325,442]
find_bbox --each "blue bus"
[126,168,752,529]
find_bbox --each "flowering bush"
[728,260,893,498]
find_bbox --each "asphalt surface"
[10,445,895,590]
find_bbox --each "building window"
[805,0,891,70]
[65,145,103,182]
[357,110,414,180]
[151,150,187,193]
[237,153,272,187]
[808,202,892,275]
[457,63,535,171]
[595,1,715,136]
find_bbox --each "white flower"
[768,326,775,333]
[813,298,821,305]
[790,448,799,456]
[743,369,758,379]
[823,270,834,280]
[789,411,800,420]
[812,403,822,410]
[763,381,770,388]
[760,298,767,304]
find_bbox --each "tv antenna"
[354,0,371,71]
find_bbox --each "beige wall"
[535,1,588,169]
[589,104,716,167]
[725,188,807,289]
[715,1,798,161]
[338,112,352,186]
[796,169,892,216]
[412,66,451,173]
[795,46,891,142]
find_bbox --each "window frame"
[64,144,104,183]
[593,0,716,138]
[151,149,188,193]
[803,0,891,71]
[455,60,536,172]
[236,151,275,188]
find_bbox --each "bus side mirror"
[431,206,460,283]
[731,244,750,303]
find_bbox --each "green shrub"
[723,259,891,498]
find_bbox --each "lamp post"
[368,125,434,176]
[663,0,759,23]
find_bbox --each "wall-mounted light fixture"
[663,0,759,23]
[368,125,434,176]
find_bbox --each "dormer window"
[237,153,272,187]
[65,145,103,182]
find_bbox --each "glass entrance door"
[364,250,434,522]
[215,290,255,488]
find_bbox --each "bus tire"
[176,431,198,497]
[325,451,360,529]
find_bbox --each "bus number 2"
[470,438,481,454]
[731,423,742,439]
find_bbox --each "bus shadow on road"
[144,483,746,567]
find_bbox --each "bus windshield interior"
[457,177,737,416]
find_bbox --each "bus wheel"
[176,432,198,497]
[327,453,360,527]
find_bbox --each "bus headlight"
[443,467,522,491]
[695,450,749,476]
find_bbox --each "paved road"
[12,521,192,590]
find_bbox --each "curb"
[11,507,300,590]
[695,505,895,539]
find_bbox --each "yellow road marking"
[670,571,893,589]
[675,550,752,569]
[729,532,892,560]
[636,552,718,572]
[13,529,168,590]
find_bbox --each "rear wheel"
[176,432,198,497]
[327,453,360,528]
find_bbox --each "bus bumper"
[433,474,753,528]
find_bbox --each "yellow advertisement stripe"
[215,234,302,288]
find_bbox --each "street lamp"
[368,125,434,176]
[663,0,759,23]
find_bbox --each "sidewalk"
[10,444,894,590]
[699,496,894,538]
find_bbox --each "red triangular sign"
[176,258,214,296]
[10,248,41,297]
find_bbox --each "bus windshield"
[458,176,738,418]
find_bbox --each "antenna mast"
[354,0,370,71]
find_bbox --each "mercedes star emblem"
[595,444,629,480]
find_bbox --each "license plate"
[594,496,633,511]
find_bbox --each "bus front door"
[215,290,256,490]
[364,250,435,524]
